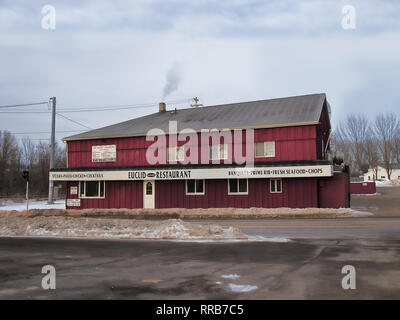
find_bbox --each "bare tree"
[374,113,400,180]
[336,114,370,175]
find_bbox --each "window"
[168,146,185,162]
[210,144,228,160]
[270,179,282,193]
[255,141,275,158]
[145,182,153,195]
[186,179,205,195]
[228,179,248,194]
[79,181,105,198]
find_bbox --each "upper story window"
[255,141,275,158]
[210,144,228,160]
[79,181,105,198]
[228,179,248,195]
[168,146,185,162]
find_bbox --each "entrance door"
[143,180,155,208]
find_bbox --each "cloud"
[0,0,399,142]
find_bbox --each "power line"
[0,101,48,109]
[56,113,93,130]
[0,98,192,114]
[9,130,84,135]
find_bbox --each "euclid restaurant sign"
[50,165,333,181]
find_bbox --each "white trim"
[78,181,106,199]
[255,141,275,158]
[270,179,282,193]
[167,146,185,162]
[228,178,248,195]
[185,179,205,195]
[50,164,333,181]
[210,144,228,160]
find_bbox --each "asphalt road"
[0,226,400,299]
[1,187,399,300]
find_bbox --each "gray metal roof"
[64,93,327,141]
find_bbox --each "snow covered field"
[0,199,65,211]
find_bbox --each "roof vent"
[159,102,166,112]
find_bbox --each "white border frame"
[228,178,248,195]
[185,179,205,195]
[167,146,185,162]
[270,178,282,193]
[210,144,228,160]
[255,141,276,158]
[79,181,106,199]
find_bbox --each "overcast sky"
[1,0,400,143]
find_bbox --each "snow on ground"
[0,216,288,242]
[375,179,400,187]
[221,274,241,280]
[0,200,65,211]
[352,193,381,196]
[228,283,258,293]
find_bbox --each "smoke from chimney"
[162,61,181,99]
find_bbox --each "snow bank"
[375,179,400,187]
[0,206,371,219]
[0,216,257,241]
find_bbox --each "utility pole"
[23,170,29,210]
[47,97,56,204]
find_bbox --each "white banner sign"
[92,145,116,163]
[50,165,332,181]
[67,199,81,207]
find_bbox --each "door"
[143,180,155,208]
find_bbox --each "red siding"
[68,178,318,209]
[67,126,318,168]
[66,181,143,209]
[319,172,350,208]
[350,182,376,194]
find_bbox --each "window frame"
[228,178,248,195]
[255,141,276,158]
[270,179,282,193]
[185,179,205,195]
[79,181,106,199]
[209,143,228,160]
[167,146,185,162]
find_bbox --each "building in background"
[363,164,400,182]
[50,93,350,209]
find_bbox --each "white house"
[363,164,400,182]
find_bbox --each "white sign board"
[92,145,116,163]
[67,199,81,207]
[50,164,333,181]
[70,186,78,195]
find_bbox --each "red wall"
[350,182,376,194]
[67,178,318,209]
[67,181,143,209]
[319,172,350,208]
[67,126,318,168]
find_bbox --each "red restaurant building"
[50,93,350,209]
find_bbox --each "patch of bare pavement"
[0,236,399,299]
